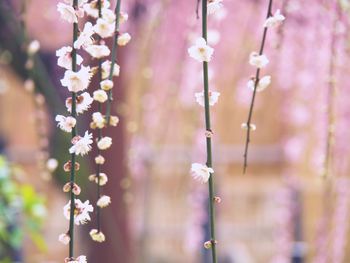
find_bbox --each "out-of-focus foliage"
[0,155,46,262]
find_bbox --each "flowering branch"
[68,0,79,258]
[201,1,218,262]
[105,0,122,123]
[242,0,285,173]
[188,0,225,262]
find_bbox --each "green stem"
[243,0,273,174]
[96,0,103,234]
[105,0,122,123]
[202,1,217,262]
[69,0,79,258]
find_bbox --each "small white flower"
[57,3,78,23]
[97,195,111,208]
[89,173,108,185]
[208,0,223,15]
[247,75,271,92]
[58,233,70,245]
[101,60,120,79]
[66,92,94,114]
[94,18,115,38]
[194,90,220,106]
[117,33,131,46]
[27,40,40,55]
[46,158,58,172]
[191,163,214,183]
[102,8,116,23]
[74,22,94,49]
[56,46,83,70]
[97,136,112,150]
[100,79,114,90]
[85,44,111,58]
[55,115,77,132]
[61,65,92,92]
[65,255,87,263]
[188,38,214,62]
[264,9,285,28]
[93,89,108,103]
[249,52,269,68]
[241,123,256,131]
[69,131,93,156]
[92,112,105,129]
[83,0,109,18]
[119,11,128,24]
[90,229,106,242]
[63,199,93,225]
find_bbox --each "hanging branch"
[104,0,122,123]
[68,0,79,258]
[242,0,285,173]
[202,1,217,262]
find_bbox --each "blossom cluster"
[56,0,97,254]
[56,0,131,251]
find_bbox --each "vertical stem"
[96,0,103,233]
[69,0,78,258]
[243,0,273,174]
[202,1,217,262]
[105,0,122,122]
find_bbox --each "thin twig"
[105,0,122,123]
[242,0,273,174]
[202,1,217,262]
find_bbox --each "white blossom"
[247,75,271,92]
[119,11,128,24]
[97,195,111,208]
[58,233,70,245]
[100,79,114,90]
[101,60,120,79]
[102,8,116,23]
[117,33,131,46]
[188,38,214,62]
[65,255,87,263]
[97,136,112,150]
[56,46,83,70]
[90,229,106,242]
[55,115,77,132]
[92,112,105,129]
[69,131,93,156]
[191,163,214,183]
[74,22,94,49]
[264,9,285,28]
[194,90,220,106]
[249,52,269,68]
[241,123,256,131]
[63,199,93,225]
[66,92,93,114]
[57,3,78,23]
[208,0,223,15]
[93,89,108,103]
[61,65,92,93]
[85,44,110,58]
[89,173,108,185]
[94,18,115,38]
[83,0,110,18]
